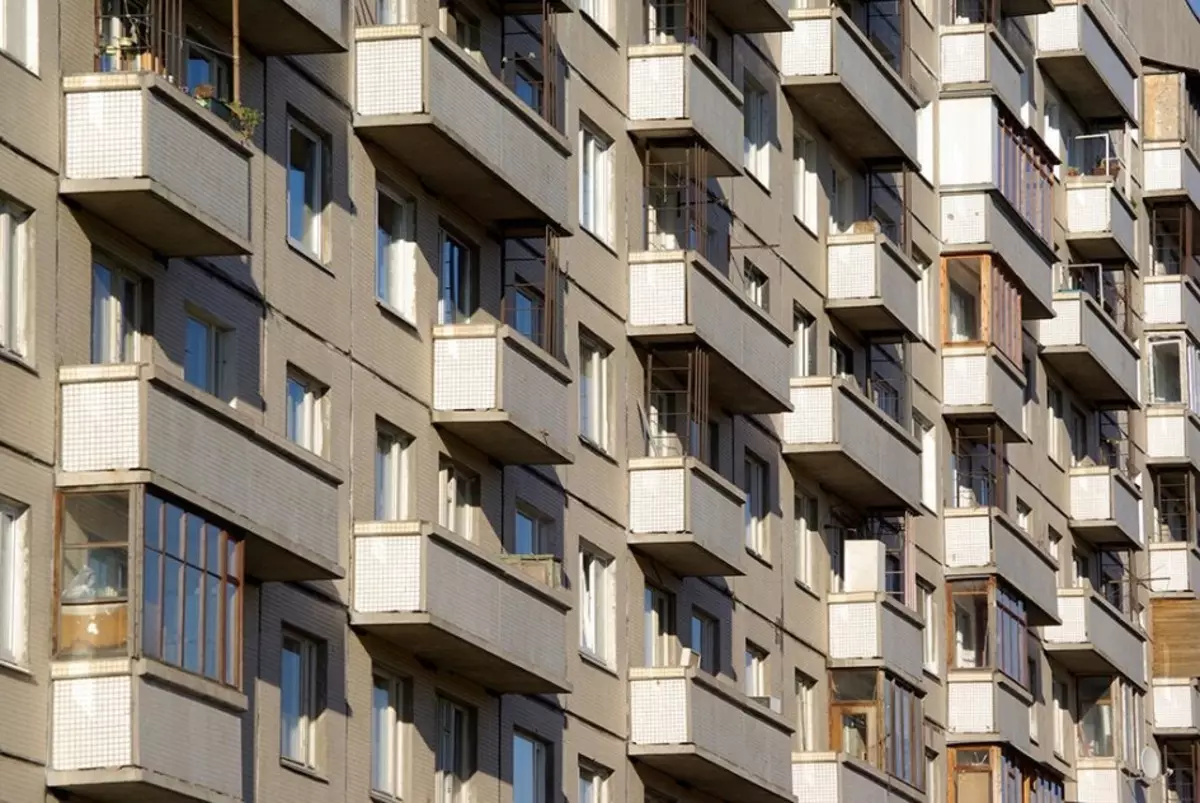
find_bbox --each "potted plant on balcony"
[226,101,264,144]
[191,83,216,109]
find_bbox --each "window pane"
[288,128,317,248]
[225,582,239,684]
[203,573,220,679]
[281,638,304,759]
[183,565,202,673]
[162,557,182,664]
[372,677,393,792]
[142,548,161,657]
[184,317,211,391]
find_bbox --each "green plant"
[226,101,263,143]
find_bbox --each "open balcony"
[61,72,252,258]
[629,667,794,803]
[627,251,791,414]
[1038,271,1140,407]
[1144,275,1200,335]
[781,6,919,165]
[1152,678,1200,736]
[792,753,912,803]
[354,25,571,232]
[1043,587,1146,685]
[352,520,571,693]
[1035,0,1137,122]
[1149,542,1200,595]
[1064,180,1137,263]
[943,508,1059,625]
[781,377,921,511]
[1145,143,1200,206]
[942,346,1026,440]
[626,46,744,176]
[58,363,342,581]
[47,660,245,802]
[827,592,923,683]
[946,671,1033,753]
[432,323,573,466]
[1147,407,1200,472]
[1074,768,1148,803]
[1068,466,1143,549]
[939,25,1025,119]
[627,456,745,577]
[191,0,346,55]
[825,230,921,339]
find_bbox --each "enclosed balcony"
[627,456,745,577]
[629,667,794,803]
[1152,679,1200,735]
[1143,72,1200,207]
[1145,144,1200,206]
[1146,333,1200,471]
[59,363,342,580]
[946,671,1032,752]
[626,44,744,175]
[1145,273,1200,338]
[432,323,573,466]
[781,6,920,165]
[781,376,921,511]
[1043,587,1146,685]
[61,72,252,258]
[191,0,346,55]
[354,25,571,232]
[1035,0,1137,122]
[1038,267,1140,406]
[1074,769,1148,803]
[1064,178,1137,263]
[1148,470,1200,595]
[1068,466,1143,549]
[352,520,571,693]
[1147,407,1200,472]
[939,24,1025,118]
[792,754,911,803]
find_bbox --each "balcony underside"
[1066,230,1130,262]
[626,535,742,577]
[357,119,564,234]
[631,748,791,803]
[1038,53,1126,120]
[783,80,908,162]
[826,298,910,335]
[626,129,741,178]
[1069,518,1140,548]
[783,448,911,509]
[46,768,235,803]
[60,179,251,258]
[708,0,790,32]
[189,0,345,55]
[352,612,569,693]
[432,412,573,465]
[1043,643,1124,677]
[1003,0,1053,14]
[941,407,1025,443]
[1040,348,1137,407]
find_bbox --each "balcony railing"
[1065,132,1131,200]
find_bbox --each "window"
[514,505,548,554]
[142,494,242,683]
[743,77,770,182]
[579,124,613,243]
[0,200,28,357]
[511,63,542,114]
[848,514,909,603]
[579,548,612,662]
[996,586,1029,686]
[916,414,937,510]
[830,335,854,378]
[376,188,417,320]
[794,491,817,586]
[793,307,818,377]
[643,585,674,666]
[375,427,412,521]
[439,459,479,539]
[579,333,610,449]
[578,0,611,29]
[829,161,854,234]
[744,643,768,698]
[1069,406,1089,466]
[372,673,409,798]
[689,609,718,674]
[917,103,934,183]
[830,670,924,786]
[942,255,1022,364]
[1022,354,1035,434]
[1077,677,1114,758]
[0,501,26,666]
[922,583,938,672]
[1052,676,1068,756]
[185,31,232,116]
[509,281,543,344]
[795,672,815,751]
[286,369,325,455]
[90,258,142,364]
[1048,528,1062,565]
[995,111,1054,242]
[884,678,923,788]
[794,132,818,230]
[376,0,411,24]
[440,1,480,57]
[744,454,768,557]
[1016,498,1032,532]
[513,732,550,803]
[287,120,325,258]
[184,313,229,397]
[744,260,768,309]
[436,697,473,803]
[0,0,36,69]
[58,491,130,659]
[281,632,322,768]
[1047,382,1065,463]
[1150,335,1186,405]
[951,580,989,669]
[1028,641,1040,742]
[438,229,476,324]
[579,764,608,803]
[917,261,933,341]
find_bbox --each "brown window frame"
[940,255,1023,367]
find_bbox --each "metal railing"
[641,348,712,462]
[847,513,909,603]
[1152,471,1198,545]
[948,429,1007,512]
[1065,131,1131,198]
[96,0,186,83]
[644,149,730,269]
[1057,263,1138,340]
[644,0,707,46]
[501,231,563,359]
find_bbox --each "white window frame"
[743,259,768,310]
[0,502,27,667]
[578,0,611,31]
[917,104,934,184]
[744,454,768,557]
[0,201,29,357]
[286,119,325,259]
[376,186,417,321]
[285,370,325,455]
[371,672,409,798]
[742,75,770,182]
[916,261,933,342]
[579,333,610,450]
[917,414,937,511]
[184,311,229,398]
[689,608,718,674]
[578,763,609,803]
[375,426,412,521]
[280,632,321,769]
[644,585,674,667]
[795,671,815,751]
[513,731,549,803]
[0,0,38,71]
[90,257,141,365]
[744,643,768,698]
[1047,382,1065,464]
[579,123,613,244]
[579,548,612,662]
[829,160,855,235]
[794,491,816,587]
[438,228,475,325]
[436,697,473,803]
[921,583,938,673]
[439,459,479,540]
[793,306,817,378]
[793,131,818,231]
[1052,676,1068,756]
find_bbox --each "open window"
[1147,334,1200,412]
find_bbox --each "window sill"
[579,10,620,50]
[792,214,818,241]
[580,224,619,259]
[579,649,619,679]
[0,658,34,682]
[793,579,820,602]
[370,791,403,803]
[376,298,419,333]
[745,546,772,569]
[287,238,335,278]
[744,168,771,195]
[0,347,37,377]
[578,435,618,466]
[280,758,329,784]
[134,657,248,713]
[0,46,38,78]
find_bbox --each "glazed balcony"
[1067,466,1143,549]
[825,231,921,339]
[1043,587,1146,685]
[627,456,746,577]
[351,521,571,693]
[432,323,573,466]
[946,670,1033,752]
[1035,0,1137,122]
[1038,288,1139,407]
[61,72,252,258]
[191,0,346,55]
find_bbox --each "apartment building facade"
[2,0,1200,801]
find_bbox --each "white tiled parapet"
[1044,588,1146,686]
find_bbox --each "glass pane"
[90,263,112,363]
[377,192,397,301]
[832,670,878,701]
[225,583,239,684]
[61,547,128,602]
[281,638,304,758]
[288,128,314,245]
[286,379,306,444]
[206,525,222,573]
[186,514,204,567]
[59,599,127,658]
[372,678,392,792]
[144,494,162,550]
[227,539,239,579]
[513,734,535,803]
[183,566,202,672]
[165,503,183,558]
[142,548,161,657]
[185,317,211,390]
[1153,342,1184,403]
[162,556,183,664]
[204,573,220,680]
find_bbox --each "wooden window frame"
[940,254,1023,366]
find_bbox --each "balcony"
[825,232,921,339]
[626,45,743,176]
[827,593,924,683]
[61,72,252,258]
[354,26,571,233]
[1074,768,1147,803]
[939,25,1025,119]
[1035,0,1137,121]
[1038,291,1139,406]
[627,251,791,414]
[627,457,745,577]
[943,508,1060,625]
[708,0,790,33]
[432,323,573,466]
[781,377,921,511]
[1147,407,1200,473]
[1043,587,1146,685]
[1144,143,1200,207]
[1151,678,1200,735]
[1064,180,1137,262]
[792,754,911,803]
[1067,466,1143,549]
[1144,275,1200,335]
[781,8,920,165]
[58,363,342,581]
[1149,542,1200,596]
[946,671,1033,752]
[941,346,1026,440]
[351,521,571,693]
[47,660,244,802]
[190,0,346,55]
[628,667,793,803]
